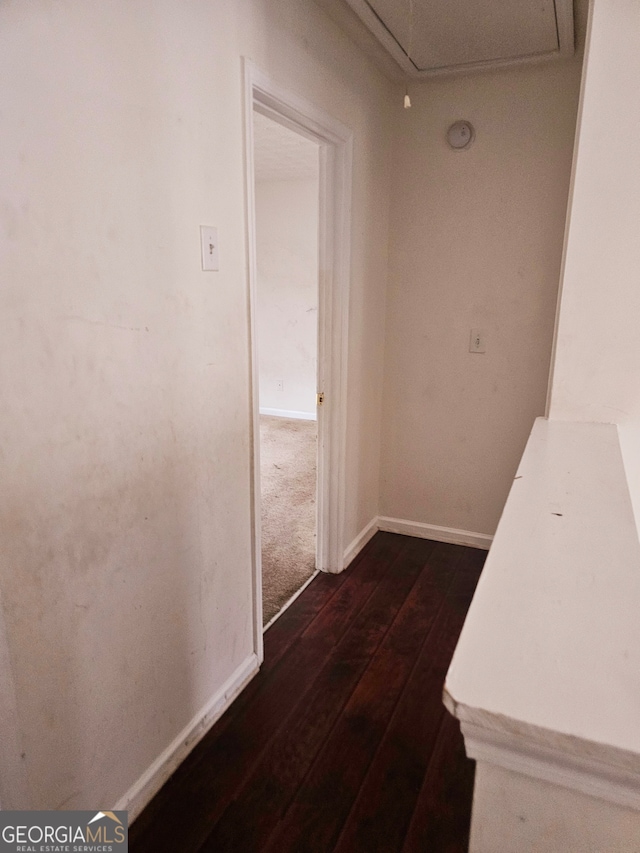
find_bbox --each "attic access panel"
[343,0,574,77]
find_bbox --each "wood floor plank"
[215,534,379,730]
[401,712,475,853]
[265,542,473,853]
[263,572,345,666]
[331,546,484,853]
[196,536,437,853]
[233,532,399,722]
[130,531,405,853]
[262,530,391,670]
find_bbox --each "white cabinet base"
[470,761,640,853]
[444,419,640,852]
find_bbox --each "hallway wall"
[549,0,640,425]
[0,0,392,813]
[547,0,640,532]
[379,55,584,538]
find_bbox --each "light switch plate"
[200,226,219,271]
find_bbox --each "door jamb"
[243,59,353,663]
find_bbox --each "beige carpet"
[260,415,317,625]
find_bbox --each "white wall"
[549,0,640,425]
[379,58,583,538]
[0,0,392,813]
[546,0,640,532]
[256,178,319,417]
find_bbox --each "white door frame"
[243,59,353,663]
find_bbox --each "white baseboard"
[259,407,316,421]
[342,516,493,565]
[377,516,493,551]
[343,517,379,568]
[116,652,259,823]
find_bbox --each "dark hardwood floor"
[130,532,485,853]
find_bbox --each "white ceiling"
[368,0,558,69]
[253,111,319,183]
[317,0,574,79]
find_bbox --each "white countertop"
[445,418,640,775]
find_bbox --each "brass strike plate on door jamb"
[316,392,325,406]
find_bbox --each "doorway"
[252,111,320,626]
[244,60,353,662]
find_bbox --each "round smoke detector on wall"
[447,120,475,150]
